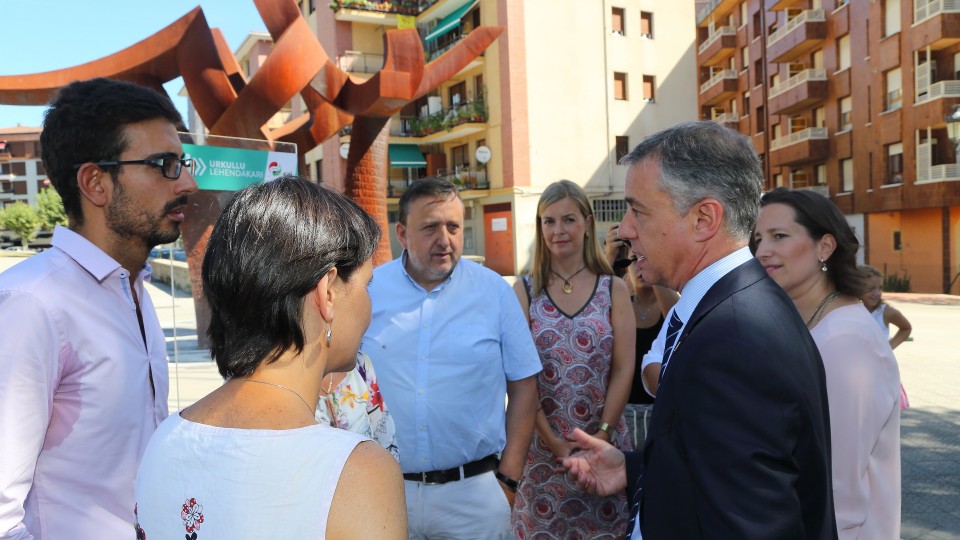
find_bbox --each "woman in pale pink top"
[754,188,901,540]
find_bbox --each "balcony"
[696,0,739,27]
[699,69,740,106]
[768,69,828,115]
[769,127,829,166]
[917,163,960,183]
[712,112,740,125]
[767,10,826,63]
[331,0,418,24]
[401,100,487,143]
[912,0,960,50]
[914,80,960,128]
[337,51,385,74]
[698,26,737,66]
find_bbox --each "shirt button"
[418,389,424,395]
[419,355,426,361]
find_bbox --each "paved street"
[1,254,957,538]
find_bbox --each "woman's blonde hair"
[530,180,613,295]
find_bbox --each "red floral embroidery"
[180,498,204,534]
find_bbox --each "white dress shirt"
[0,226,169,539]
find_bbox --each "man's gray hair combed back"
[620,121,763,240]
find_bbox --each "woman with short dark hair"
[134,176,406,538]
[754,188,900,540]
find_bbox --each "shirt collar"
[672,246,754,324]
[399,249,459,293]
[51,225,148,282]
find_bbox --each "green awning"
[389,144,426,168]
[423,0,478,43]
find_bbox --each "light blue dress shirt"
[363,253,542,473]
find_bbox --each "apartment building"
[0,126,46,207]
[696,0,960,294]
[299,0,697,275]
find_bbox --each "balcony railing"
[916,79,960,103]
[409,100,487,137]
[700,69,738,93]
[436,166,488,189]
[768,68,827,98]
[698,25,736,54]
[330,0,419,15]
[767,9,825,47]
[713,112,740,123]
[918,163,960,182]
[770,127,828,150]
[696,0,723,24]
[914,0,960,25]
[337,51,384,74]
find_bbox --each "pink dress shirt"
[811,303,901,540]
[0,226,169,539]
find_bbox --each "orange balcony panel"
[699,33,737,66]
[768,79,828,115]
[767,20,826,63]
[770,137,829,167]
[913,96,960,130]
[700,77,739,106]
[910,12,960,51]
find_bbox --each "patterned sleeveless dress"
[512,275,632,539]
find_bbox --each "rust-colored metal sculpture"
[0,0,501,346]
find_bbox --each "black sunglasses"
[74,156,194,180]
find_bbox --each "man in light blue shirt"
[363,177,541,539]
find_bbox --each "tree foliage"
[37,188,68,230]
[0,202,42,248]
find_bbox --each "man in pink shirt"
[0,78,198,539]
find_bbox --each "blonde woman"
[511,180,635,538]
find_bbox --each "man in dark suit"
[562,121,837,539]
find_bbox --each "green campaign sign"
[183,143,298,191]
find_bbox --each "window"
[10,162,26,176]
[451,144,469,168]
[815,107,826,128]
[884,68,902,111]
[741,46,750,69]
[739,1,748,27]
[475,74,484,100]
[640,11,653,38]
[614,72,628,100]
[450,81,466,107]
[893,231,902,251]
[840,97,852,131]
[837,35,851,71]
[753,12,762,39]
[743,91,750,113]
[642,75,655,102]
[753,59,763,87]
[612,7,625,35]
[593,199,628,222]
[775,173,784,187]
[841,158,854,192]
[463,226,474,251]
[615,136,630,163]
[886,142,904,184]
[309,0,316,13]
[790,170,810,188]
[883,0,900,35]
[314,159,322,182]
[816,164,827,185]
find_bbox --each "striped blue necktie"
[658,310,684,384]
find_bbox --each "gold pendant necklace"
[551,265,587,294]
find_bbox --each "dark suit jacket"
[625,258,837,539]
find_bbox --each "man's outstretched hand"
[559,428,628,496]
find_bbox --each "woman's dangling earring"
[819,258,828,272]
[325,323,333,347]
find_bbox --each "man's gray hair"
[620,121,763,240]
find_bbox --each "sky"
[0,0,268,128]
